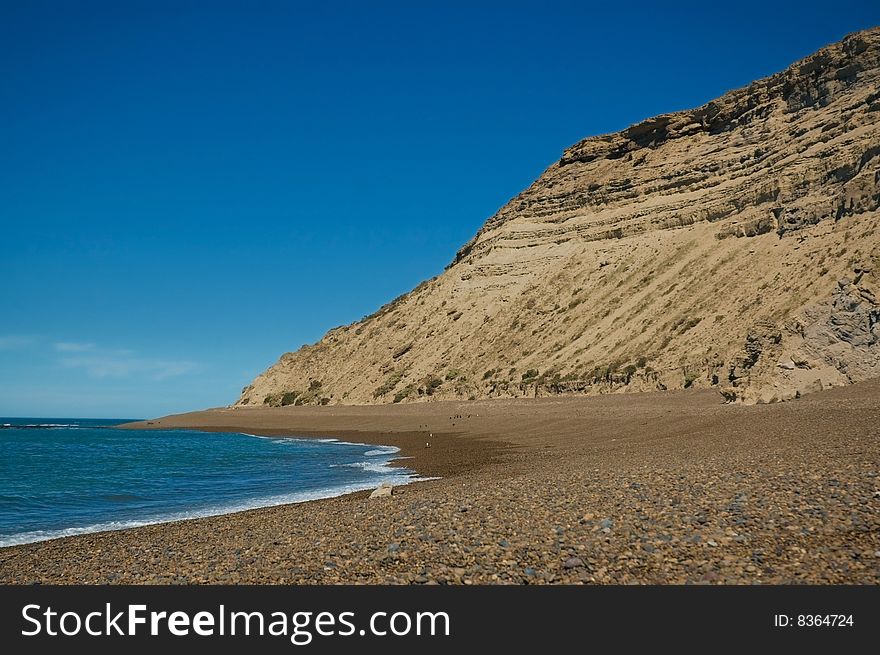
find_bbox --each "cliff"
[240,27,880,407]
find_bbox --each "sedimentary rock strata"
[240,28,880,406]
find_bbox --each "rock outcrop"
[239,28,880,406]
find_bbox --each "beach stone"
[369,483,393,499]
[563,557,585,569]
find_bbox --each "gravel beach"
[1,382,879,584]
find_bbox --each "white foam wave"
[242,434,345,445]
[240,433,399,455]
[332,460,402,474]
[364,446,400,457]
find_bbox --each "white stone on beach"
[369,482,393,499]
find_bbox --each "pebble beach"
[1,381,879,584]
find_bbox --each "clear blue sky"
[2,1,878,418]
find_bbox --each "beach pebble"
[369,483,393,499]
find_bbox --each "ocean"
[0,418,419,547]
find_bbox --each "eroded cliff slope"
[240,28,880,406]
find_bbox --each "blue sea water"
[0,418,419,547]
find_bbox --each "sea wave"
[242,434,345,445]
[0,423,81,429]
[364,446,399,457]
[0,429,427,548]
[0,474,429,548]
[331,460,402,474]
[241,433,397,454]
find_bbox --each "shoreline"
[166,426,498,482]
[0,434,425,549]
[118,405,512,481]
[0,410,510,550]
[2,383,879,584]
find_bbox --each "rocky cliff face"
[240,28,880,407]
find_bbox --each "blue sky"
[2,1,879,418]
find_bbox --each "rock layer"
[240,28,880,407]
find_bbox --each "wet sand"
[1,382,879,584]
